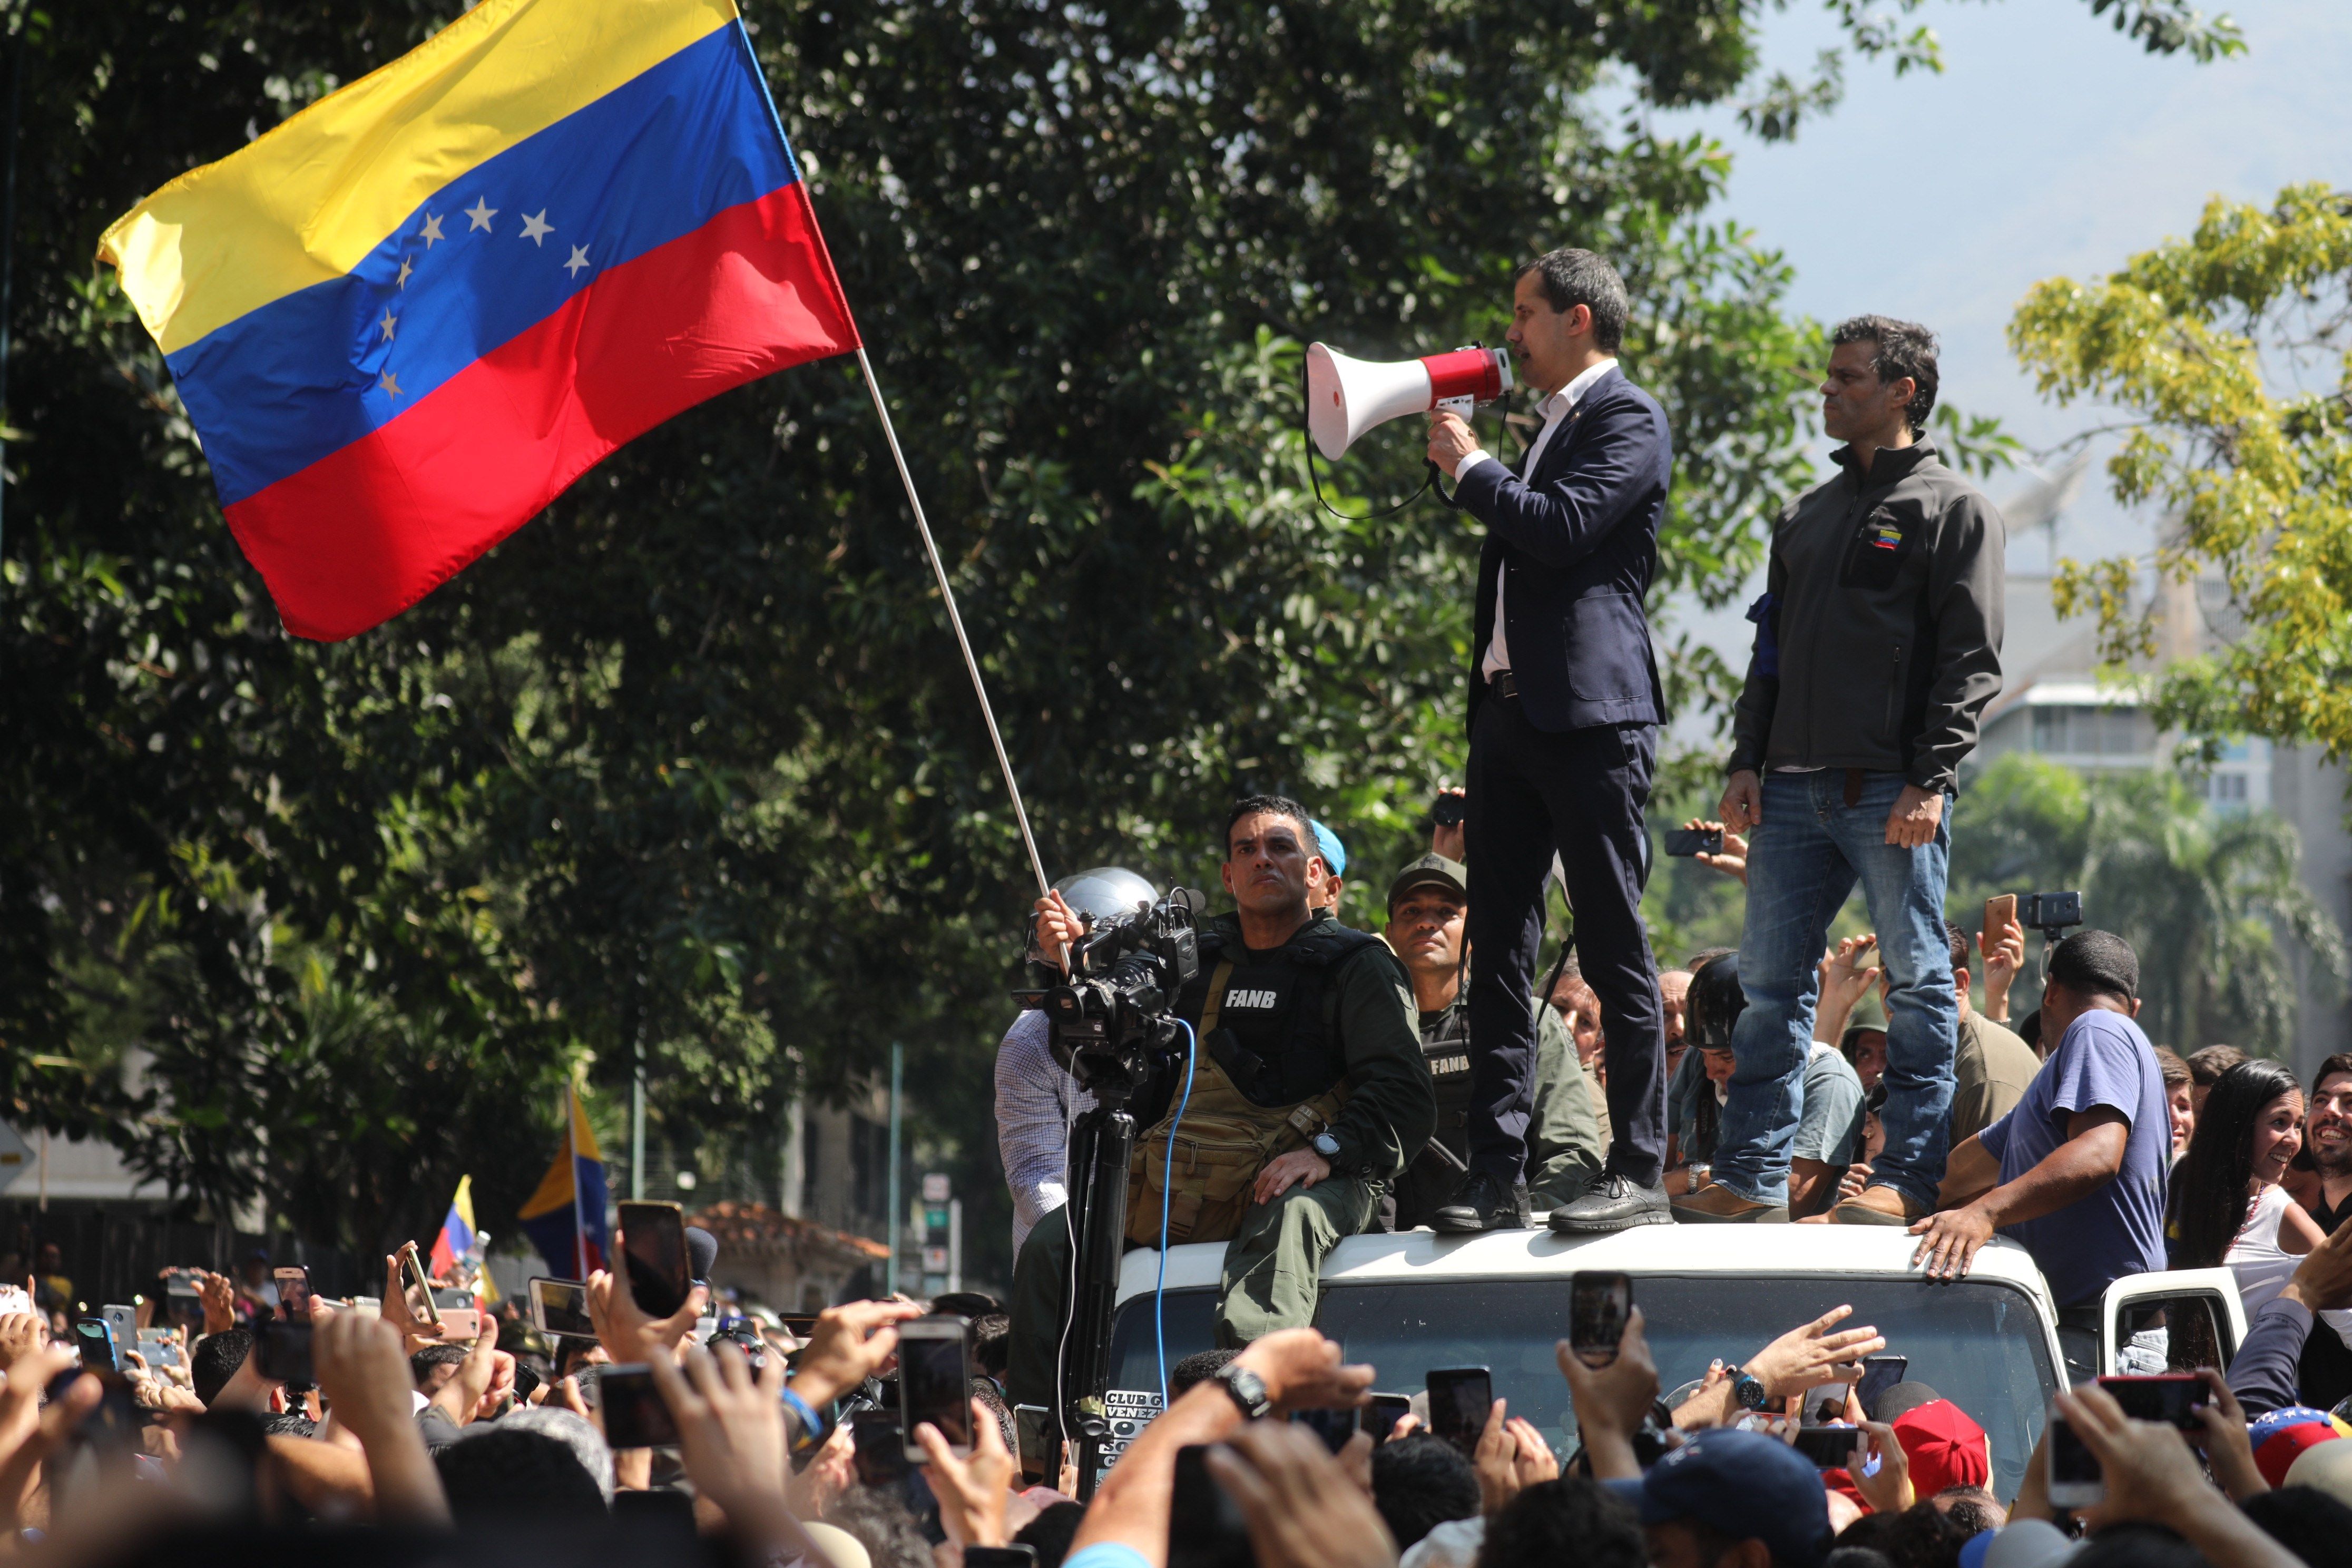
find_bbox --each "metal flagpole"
[855,346,1051,899]
[0,21,24,587]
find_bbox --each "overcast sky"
[1627,0,2352,737]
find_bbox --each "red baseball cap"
[1892,1398,1990,1496]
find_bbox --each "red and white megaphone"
[1305,342,1515,460]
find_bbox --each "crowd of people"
[8,1214,2352,1568]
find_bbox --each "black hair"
[1833,1502,1969,1568]
[1514,249,1630,354]
[1830,315,1939,435]
[1371,1433,1480,1550]
[1224,795,1315,856]
[2312,1053,2352,1094]
[2240,1484,2352,1564]
[2046,929,2140,1003]
[433,1428,606,1520]
[1943,920,1970,981]
[2170,1057,2306,1268]
[2070,1524,2207,1568]
[1168,1347,1238,1396]
[1823,1551,1895,1568]
[969,1311,1011,1380]
[969,1374,1016,1452]
[192,1329,254,1406]
[830,1481,936,1568]
[1016,1500,1087,1568]
[556,1340,602,1377]
[927,1291,1002,1318]
[1929,1486,2003,1535]
[411,1341,470,1387]
[1477,1478,1642,1568]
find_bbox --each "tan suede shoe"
[1669,1184,1789,1223]
[1831,1184,1928,1225]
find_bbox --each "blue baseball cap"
[1310,819,1347,877]
[1604,1429,1831,1568]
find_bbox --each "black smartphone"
[1014,1403,1056,1484]
[1425,1367,1492,1454]
[1290,1406,1358,1454]
[1662,826,1723,857]
[530,1277,595,1339]
[1429,793,1468,828]
[965,1551,1040,1568]
[599,1364,682,1448]
[1856,1355,1909,1416]
[2047,1414,2103,1507]
[852,1408,909,1486]
[273,1266,313,1322]
[618,1201,691,1319]
[1168,1444,1253,1568]
[898,1317,973,1458]
[73,1316,120,1374]
[256,1320,313,1385]
[1365,1393,1413,1447]
[1792,1426,1863,1468]
[1569,1271,1632,1368]
[2098,1374,2207,1430]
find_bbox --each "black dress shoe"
[1548,1173,1673,1234]
[1432,1172,1531,1233]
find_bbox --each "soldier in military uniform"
[1380,853,1606,1228]
[1004,795,1433,1404]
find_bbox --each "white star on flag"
[397,256,414,288]
[421,213,445,248]
[564,244,591,279]
[380,371,404,397]
[465,197,497,232]
[379,309,397,342]
[520,210,554,246]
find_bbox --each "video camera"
[1030,888,1202,1100]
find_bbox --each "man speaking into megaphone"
[1419,248,1676,1236]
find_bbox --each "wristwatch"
[1724,1364,1771,1411]
[1310,1131,1342,1162]
[1216,1361,1274,1420]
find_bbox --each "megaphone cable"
[1298,357,1430,522]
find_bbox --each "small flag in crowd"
[96,0,861,642]
[518,1083,610,1279]
[427,1173,478,1282]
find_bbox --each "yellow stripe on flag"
[98,0,738,355]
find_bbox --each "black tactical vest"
[1420,999,1475,1148]
[1172,915,1387,1109]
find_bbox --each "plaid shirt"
[994,1008,1094,1255]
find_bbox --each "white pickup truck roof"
[1115,1224,2060,1312]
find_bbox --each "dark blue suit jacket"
[1458,364,1671,737]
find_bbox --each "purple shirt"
[1977,1008,2169,1307]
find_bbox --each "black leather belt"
[1491,671,1519,700]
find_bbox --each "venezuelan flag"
[97,0,860,642]
[518,1085,611,1279]
[427,1173,479,1282]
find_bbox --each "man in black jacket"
[1688,316,2005,1226]
[1423,248,1674,1233]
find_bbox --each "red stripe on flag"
[225,181,859,641]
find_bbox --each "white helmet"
[1026,866,1159,966]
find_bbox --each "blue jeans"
[1717,770,1957,1209]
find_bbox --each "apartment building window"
[2031,704,2154,758]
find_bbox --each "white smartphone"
[2047,1414,2103,1508]
[896,1316,974,1462]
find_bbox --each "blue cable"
[1157,1018,1199,1406]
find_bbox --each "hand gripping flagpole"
[854,346,1052,901]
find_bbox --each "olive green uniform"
[1005,912,1431,1403]
[1388,998,1605,1226]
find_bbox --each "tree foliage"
[1946,754,2340,1057]
[2010,184,2352,771]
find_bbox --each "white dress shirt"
[994,1009,1095,1254]
[1458,356,1618,680]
